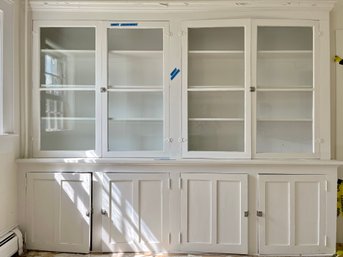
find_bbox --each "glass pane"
[257,26,313,88]
[188,53,244,87]
[40,90,95,151]
[108,121,163,151]
[108,91,163,151]
[256,121,312,153]
[257,92,313,120]
[108,28,163,88]
[40,27,95,87]
[189,91,244,119]
[189,27,244,51]
[188,121,244,152]
[41,119,95,151]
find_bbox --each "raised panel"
[295,182,320,246]
[265,181,290,246]
[217,180,241,244]
[187,180,212,243]
[31,179,56,244]
[139,180,163,244]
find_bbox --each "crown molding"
[29,0,337,12]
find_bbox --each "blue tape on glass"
[110,23,120,27]
[170,69,180,80]
[170,68,178,77]
[120,23,138,27]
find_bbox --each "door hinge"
[179,177,182,189]
[179,232,182,243]
[168,178,172,189]
[257,211,263,217]
[244,211,249,217]
[168,233,171,244]
[250,86,256,92]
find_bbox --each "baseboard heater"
[0,229,23,257]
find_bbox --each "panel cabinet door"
[180,173,248,253]
[258,174,328,254]
[101,173,170,252]
[181,19,251,159]
[26,173,91,253]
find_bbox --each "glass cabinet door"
[104,22,169,157]
[34,22,98,157]
[182,20,250,158]
[254,21,317,157]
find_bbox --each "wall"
[331,0,343,243]
[0,0,20,238]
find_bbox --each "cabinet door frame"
[26,172,92,253]
[251,19,320,159]
[32,20,102,157]
[258,174,327,254]
[180,173,248,253]
[101,172,170,252]
[102,21,170,158]
[181,19,252,159]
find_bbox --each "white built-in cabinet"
[258,174,328,255]
[101,173,170,252]
[26,173,91,253]
[180,173,248,253]
[31,18,326,159]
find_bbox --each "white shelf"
[40,85,95,91]
[109,50,163,55]
[41,117,95,121]
[108,117,163,121]
[257,50,312,55]
[257,118,312,122]
[257,87,313,92]
[41,49,95,54]
[189,50,244,54]
[189,118,244,122]
[188,86,244,91]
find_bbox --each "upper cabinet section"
[31,14,330,159]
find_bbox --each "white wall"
[0,0,20,238]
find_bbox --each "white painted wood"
[180,173,248,253]
[101,173,170,252]
[26,172,91,253]
[258,174,328,254]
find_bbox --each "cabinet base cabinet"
[258,174,334,255]
[101,173,170,252]
[26,173,92,253]
[180,173,248,254]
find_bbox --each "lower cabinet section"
[180,173,248,253]
[101,173,170,252]
[22,168,337,255]
[26,173,91,253]
[258,174,328,255]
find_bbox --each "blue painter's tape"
[120,23,138,27]
[170,68,178,77]
[110,23,120,27]
[171,69,180,80]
